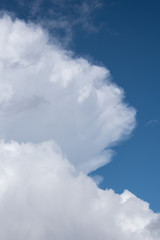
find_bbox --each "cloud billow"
[0,15,135,173]
[0,15,159,240]
[0,140,159,240]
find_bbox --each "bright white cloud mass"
[0,15,136,173]
[0,15,159,239]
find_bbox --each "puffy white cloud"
[0,15,135,173]
[0,140,159,240]
[0,15,159,240]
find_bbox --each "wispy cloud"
[0,0,104,44]
[146,120,160,127]
[72,0,103,33]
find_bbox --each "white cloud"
[0,15,159,240]
[0,15,136,173]
[0,140,159,240]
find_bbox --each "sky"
[0,0,160,239]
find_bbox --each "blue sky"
[80,0,160,212]
[0,0,159,215]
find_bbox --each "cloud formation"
[0,15,135,173]
[0,0,104,44]
[146,120,160,127]
[0,15,159,240]
[0,140,159,240]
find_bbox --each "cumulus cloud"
[0,15,159,240]
[0,140,159,240]
[0,15,135,173]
